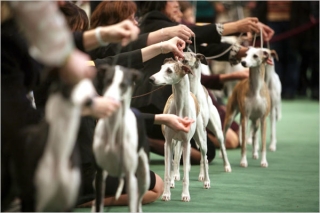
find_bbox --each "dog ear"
[164,57,175,64]
[130,69,142,83]
[181,65,194,75]
[270,50,279,61]
[195,53,207,65]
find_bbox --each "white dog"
[92,65,150,213]
[34,79,97,211]
[149,58,198,202]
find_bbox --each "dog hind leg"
[260,117,269,167]
[162,140,173,201]
[93,168,107,212]
[269,107,277,151]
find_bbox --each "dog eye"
[253,54,258,59]
[166,68,172,74]
[120,82,127,88]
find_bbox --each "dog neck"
[188,64,202,96]
[249,62,266,95]
[172,74,191,116]
[264,58,275,84]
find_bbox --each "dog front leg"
[251,119,260,159]
[240,116,248,167]
[181,142,191,202]
[136,150,150,213]
[162,140,173,201]
[172,141,182,185]
[126,172,138,212]
[269,107,277,151]
[260,117,268,167]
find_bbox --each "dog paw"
[162,193,171,201]
[203,181,210,189]
[224,165,232,172]
[170,181,175,188]
[269,144,276,152]
[240,160,248,168]
[261,161,268,168]
[181,193,190,202]
[198,174,204,181]
[253,152,259,159]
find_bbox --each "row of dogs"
[3,47,281,212]
[149,47,281,202]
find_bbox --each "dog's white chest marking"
[35,79,96,211]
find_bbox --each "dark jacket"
[131,10,233,113]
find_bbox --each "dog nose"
[241,61,247,67]
[149,76,155,84]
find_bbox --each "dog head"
[149,57,193,86]
[181,52,207,68]
[241,47,270,68]
[95,64,141,102]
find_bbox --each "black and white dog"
[11,77,97,211]
[92,65,150,213]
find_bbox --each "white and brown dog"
[149,58,200,202]
[223,47,271,168]
[92,65,150,213]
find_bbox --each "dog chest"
[244,95,269,119]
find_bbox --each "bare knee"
[142,174,163,204]
[225,129,239,149]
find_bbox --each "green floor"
[75,99,319,212]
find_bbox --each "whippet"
[244,49,281,152]
[223,47,271,168]
[171,52,231,181]
[29,79,96,211]
[149,58,199,202]
[92,65,150,213]
[264,49,281,151]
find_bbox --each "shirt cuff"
[216,23,224,35]
[229,43,241,66]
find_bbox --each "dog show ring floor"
[74,98,319,212]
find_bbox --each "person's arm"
[222,17,260,36]
[82,20,140,52]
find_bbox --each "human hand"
[161,37,186,59]
[235,17,260,35]
[156,114,195,133]
[59,49,96,85]
[82,96,121,118]
[257,22,274,42]
[100,20,140,46]
[163,25,195,44]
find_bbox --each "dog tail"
[115,178,124,200]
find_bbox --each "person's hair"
[59,1,89,31]
[137,1,167,17]
[90,1,137,29]
[179,1,193,13]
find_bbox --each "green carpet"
[74,99,319,212]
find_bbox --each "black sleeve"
[190,24,221,44]
[140,113,155,133]
[197,42,233,61]
[73,31,86,52]
[93,49,144,69]
[200,74,224,90]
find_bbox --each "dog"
[264,49,282,151]
[244,49,281,152]
[170,52,231,181]
[223,47,271,168]
[92,65,150,212]
[149,58,199,202]
[14,78,97,211]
